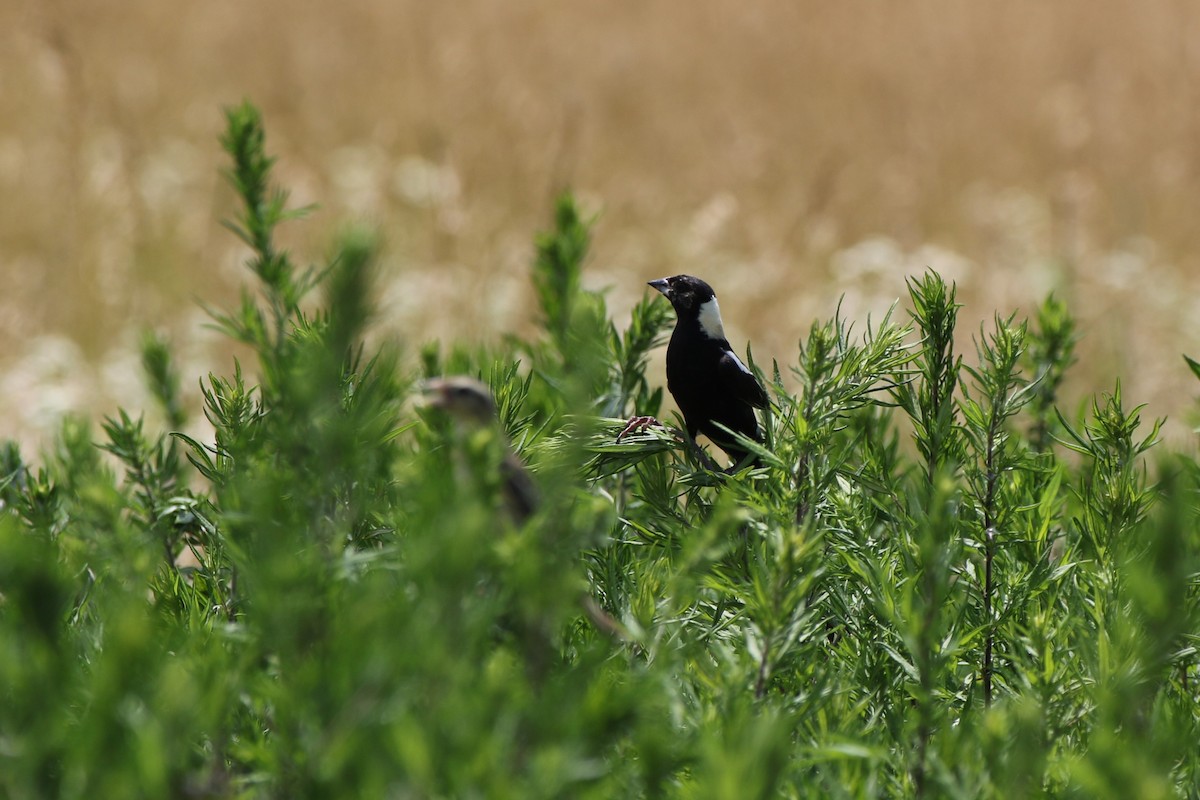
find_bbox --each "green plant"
[1,102,1197,799]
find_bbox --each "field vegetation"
[5,2,1200,448]
[1,105,1198,798]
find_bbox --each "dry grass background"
[5,0,1200,450]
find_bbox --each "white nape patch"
[697,298,726,339]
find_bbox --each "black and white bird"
[648,275,769,468]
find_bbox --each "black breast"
[665,327,762,459]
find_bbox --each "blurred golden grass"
[4,1,1200,448]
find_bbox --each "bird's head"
[648,274,726,339]
[421,376,498,426]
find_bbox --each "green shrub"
[1,102,1197,798]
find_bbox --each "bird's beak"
[420,379,450,410]
[648,277,670,297]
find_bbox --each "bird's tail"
[726,449,761,472]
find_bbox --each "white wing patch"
[728,349,752,376]
[697,298,727,340]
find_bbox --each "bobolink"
[422,375,631,643]
[648,274,768,468]
[421,376,538,523]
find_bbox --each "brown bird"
[421,376,538,523]
[422,376,632,644]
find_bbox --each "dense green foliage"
[2,103,1198,798]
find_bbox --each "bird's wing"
[501,453,539,523]
[718,349,769,409]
